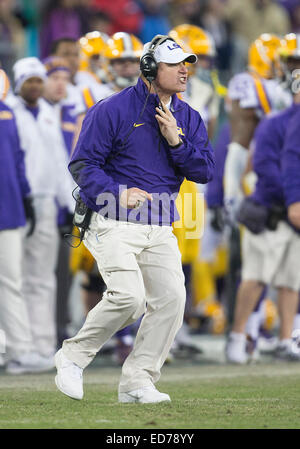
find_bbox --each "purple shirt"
[206,121,230,208]
[61,104,76,156]
[0,102,31,230]
[69,77,215,225]
[282,104,300,206]
[251,103,300,207]
[26,105,39,120]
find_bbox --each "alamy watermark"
[95,186,205,239]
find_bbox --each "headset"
[140,34,176,82]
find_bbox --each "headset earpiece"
[140,54,158,82]
[140,35,176,82]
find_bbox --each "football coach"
[55,35,215,403]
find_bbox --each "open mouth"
[179,76,187,83]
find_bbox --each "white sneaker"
[225,332,248,364]
[54,349,83,400]
[6,352,55,374]
[118,385,171,404]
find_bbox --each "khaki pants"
[62,213,186,393]
[241,221,300,291]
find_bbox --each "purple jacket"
[206,121,230,208]
[61,105,76,157]
[0,102,31,230]
[282,104,300,206]
[69,77,215,225]
[251,103,300,207]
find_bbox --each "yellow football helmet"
[278,33,300,59]
[248,33,282,79]
[104,32,143,60]
[276,33,300,87]
[79,31,109,71]
[169,24,216,57]
[0,69,10,101]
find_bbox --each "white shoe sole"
[54,374,83,400]
[118,392,171,404]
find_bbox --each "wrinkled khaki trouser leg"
[62,213,186,392]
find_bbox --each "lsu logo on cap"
[167,42,182,51]
[0,69,10,101]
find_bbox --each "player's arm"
[230,100,259,148]
[224,101,259,213]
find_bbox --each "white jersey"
[64,79,112,117]
[6,95,74,210]
[228,71,292,118]
[75,70,102,89]
[63,82,87,117]
[182,76,219,128]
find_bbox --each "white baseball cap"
[142,38,197,64]
[13,57,47,93]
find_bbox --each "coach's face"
[155,61,188,95]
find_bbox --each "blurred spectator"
[291,4,300,33]
[39,0,83,59]
[15,0,41,57]
[91,0,143,35]
[88,10,112,35]
[225,0,291,47]
[222,0,291,74]
[76,0,96,35]
[137,0,171,43]
[0,0,26,79]
[6,57,74,360]
[197,0,233,76]
[278,0,300,18]
[168,0,202,28]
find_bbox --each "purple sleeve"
[168,110,215,184]
[252,117,283,206]
[13,116,31,198]
[68,103,121,204]
[282,107,300,206]
[206,122,230,207]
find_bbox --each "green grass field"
[1,358,300,429]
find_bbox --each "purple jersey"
[0,101,30,230]
[206,121,230,208]
[282,104,300,206]
[251,103,300,207]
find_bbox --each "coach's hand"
[155,101,182,147]
[120,187,153,209]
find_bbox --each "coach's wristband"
[169,139,183,149]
